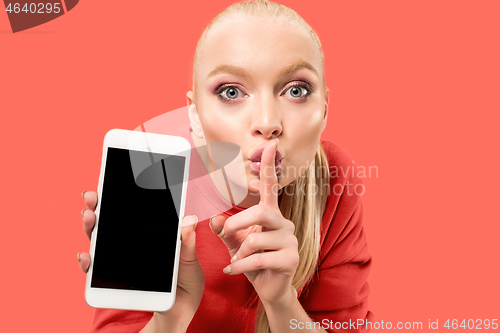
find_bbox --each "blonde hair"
[191,1,330,332]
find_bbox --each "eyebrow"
[206,60,319,79]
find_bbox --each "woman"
[78,1,373,332]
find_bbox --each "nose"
[250,98,282,139]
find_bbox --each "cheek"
[286,108,324,147]
[202,118,242,145]
[197,99,247,143]
[282,141,318,181]
[281,111,324,182]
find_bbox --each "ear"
[320,88,329,132]
[187,91,204,139]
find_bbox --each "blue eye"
[219,86,243,100]
[284,85,310,99]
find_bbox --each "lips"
[249,143,284,176]
[250,143,283,162]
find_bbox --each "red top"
[88,125,374,332]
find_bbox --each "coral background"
[1,0,499,331]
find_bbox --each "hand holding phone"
[79,193,204,328]
[79,128,205,327]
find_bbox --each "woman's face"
[188,17,328,206]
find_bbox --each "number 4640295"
[5,3,61,14]
[444,319,498,329]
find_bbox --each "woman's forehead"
[195,17,323,83]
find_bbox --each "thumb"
[180,215,198,262]
[209,215,227,238]
[208,215,240,256]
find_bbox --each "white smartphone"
[85,129,190,312]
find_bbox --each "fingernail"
[81,190,87,199]
[218,227,225,238]
[192,215,198,231]
[223,265,231,274]
[77,252,81,263]
[183,215,196,227]
[81,208,87,218]
[209,215,217,229]
[275,138,279,148]
[231,254,237,263]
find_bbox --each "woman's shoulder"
[320,140,357,170]
[317,140,368,267]
[319,140,363,186]
[319,140,352,159]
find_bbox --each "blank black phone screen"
[91,147,186,293]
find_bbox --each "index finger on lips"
[259,139,279,208]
